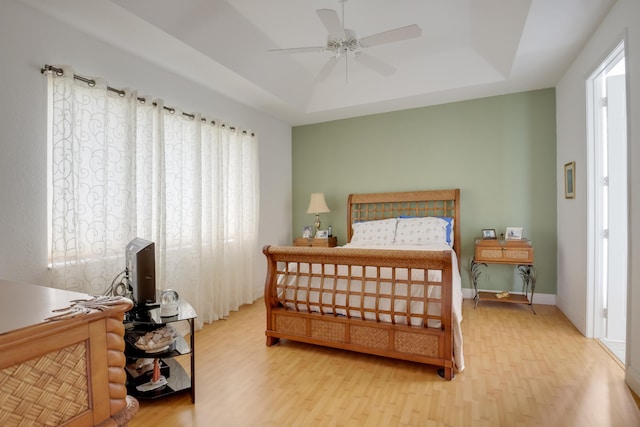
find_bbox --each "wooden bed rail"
[262,245,455,379]
[263,245,451,269]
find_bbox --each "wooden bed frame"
[263,189,461,380]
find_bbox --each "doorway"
[587,41,627,363]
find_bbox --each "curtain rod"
[41,64,254,135]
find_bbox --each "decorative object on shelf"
[45,295,130,321]
[306,192,330,233]
[160,289,180,317]
[133,325,178,352]
[564,161,575,199]
[481,228,496,239]
[505,227,523,240]
[302,225,313,239]
[135,358,167,392]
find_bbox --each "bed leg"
[266,336,279,346]
[437,368,454,380]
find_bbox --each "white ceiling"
[26,0,615,125]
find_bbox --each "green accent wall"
[292,89,557,294]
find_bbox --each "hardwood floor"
[129,299,640,427]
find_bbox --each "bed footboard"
[263,245,455,380]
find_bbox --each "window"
[45,65,259,325]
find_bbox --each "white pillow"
[394,217,449,245]
[350,218,398,246]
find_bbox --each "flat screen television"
[125,237,156,309]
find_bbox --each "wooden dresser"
[0,280,138,426]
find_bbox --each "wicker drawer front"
[475,239,533,264]
[503,248,533,262]
[311,236,337,247]
[476,248,503,261]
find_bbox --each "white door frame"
[585,38,628,360]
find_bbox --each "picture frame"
[564,161,575,199]
[302,226,313,239]
[315,229,329,239]
[481,229,497,239]
[505,227,524,240]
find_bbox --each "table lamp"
[306,193,330,233]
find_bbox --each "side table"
[471,238,536,313]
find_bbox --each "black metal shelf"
[126,358,191,400]
[123,299,197,403]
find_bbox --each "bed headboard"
[347,189,461,265]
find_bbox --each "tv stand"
[124,298,197,403]
[125,304,161,322]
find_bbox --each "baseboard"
[462,288,556,305]
[626,365,640,400]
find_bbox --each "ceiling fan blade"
[268,46,325,54]
[359,24,422,48]
[354,52,396,76]
[316,9,346,40]
[316,56,343,82]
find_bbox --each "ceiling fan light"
[270,1,420,83]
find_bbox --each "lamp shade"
[306,193,330,214]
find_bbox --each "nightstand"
[293,236,337,247]
[471,238,536,313]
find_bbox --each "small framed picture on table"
[505,227,523,240]
[315,229,329,239]
[302,226,312,239]
[481,229,497,239]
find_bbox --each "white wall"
[556,0,640,395]
[0,1,292,296]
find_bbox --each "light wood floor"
[129,299,640,427]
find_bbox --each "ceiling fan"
[268,0,422,82]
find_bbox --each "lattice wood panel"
[275,261,445,328]
[0,342,89,427]
[350,200,456,223]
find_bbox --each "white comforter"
[279,243,465,372]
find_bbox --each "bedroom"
[0,0,639,425]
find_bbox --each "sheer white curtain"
[47,66,259,326]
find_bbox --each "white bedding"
[277,243,465,372]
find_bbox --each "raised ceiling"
[25,0,615,125]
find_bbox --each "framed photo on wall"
[564,161,575,199]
